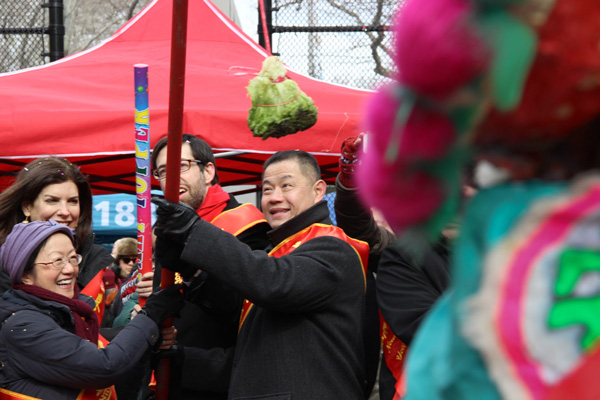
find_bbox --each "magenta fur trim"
[395,0,488,98]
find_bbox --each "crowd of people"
[0,132,438,400]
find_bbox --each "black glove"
[141,284,185,325]
[152,344,184,362]
[152,197,200,244]
[154,235,198,280]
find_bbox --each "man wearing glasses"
[148,134,270,400]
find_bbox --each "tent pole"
[258,0,272,54]
[155,0,189,399]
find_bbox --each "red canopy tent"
[0,0,372,194]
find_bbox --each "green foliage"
[247,57,318,140]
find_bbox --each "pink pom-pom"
[394,0,489,98]
[358,84,456,232]
[362,86,402,151]
[356,143,444,231]
[363,85,456,161]
[399,107,456,160]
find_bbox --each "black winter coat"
[180,201,367,400]
[376,239,450,400]
[0,289,158,399]
[334,177,396,398]
[153,194,270,400]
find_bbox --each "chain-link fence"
[263,0,400,90]
[3,1,397,88]
[1,1,51,73]
[1,0,151,75]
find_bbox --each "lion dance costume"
[357,0,600,398]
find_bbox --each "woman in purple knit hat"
[0,220,184,400]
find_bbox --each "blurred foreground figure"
[358,0,600,399]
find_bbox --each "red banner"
[81,269,107,322]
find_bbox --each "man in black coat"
[149,134,270,400]
[334,135,395,399]
[334,134,452,400]
[153,150,369,399]
[376,239,450,400]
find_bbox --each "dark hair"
[0,157,92,251]
[263,150,321,183]
[151,134,219,185]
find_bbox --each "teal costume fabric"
[404,181,565,399]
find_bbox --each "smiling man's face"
[261,158,324,229]
[155,143,214,210]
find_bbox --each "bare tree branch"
[273,0,305,12]
[127,0,142,21]
[324,0,393,78]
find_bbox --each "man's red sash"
[210,203,267,235]
[380,312,409,400]
[239,223,369,330]
[76,387,116,400]
[0,388,40,400]
[0,386,115,400]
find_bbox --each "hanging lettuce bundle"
[247,56,318,140]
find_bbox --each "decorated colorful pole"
[155,0,189,398]
[134,64,153,307]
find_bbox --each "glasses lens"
[154,160,201,180]
[121,257,138,264]
[52,258,67,269]
[180,160,191,173]
[153,166,166,180]
[71,254,83,266]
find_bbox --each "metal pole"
[257,0,272,53]
[43,0,65,61]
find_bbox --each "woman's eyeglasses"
[35,254,83,270]
[153,159,203,180]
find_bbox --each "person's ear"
[21,273,33,285]
[203,162,216,186]
[313,180,327,203]
[21,202,32,219]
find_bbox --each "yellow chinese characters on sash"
[380,312,408,400]
[239,223,369,330]
[76,386,116,400]
[75,334,117,400]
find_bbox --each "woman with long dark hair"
[0,157,114,292]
